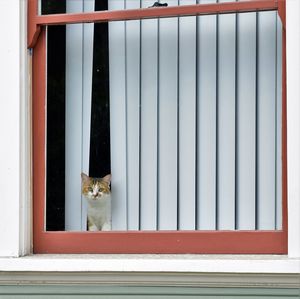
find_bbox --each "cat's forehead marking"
[82,176,110,196]
[94,179,109,187]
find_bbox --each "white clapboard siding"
[65,0,94,231]
[178,0,197,230]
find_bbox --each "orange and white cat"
[81,173,111,231]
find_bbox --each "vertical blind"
[64,0,95,230]
[63,0,282,231]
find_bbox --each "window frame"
[29,0,288,254]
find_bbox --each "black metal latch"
[149,2,168,8]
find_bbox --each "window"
[30,0,287,254]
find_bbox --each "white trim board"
[0,255,299,274]
[0,0,31,257]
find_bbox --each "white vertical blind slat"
[108,0,128,230]
[236,12,256,230]
[126,0,141,231]
[65,1,84,231]
[178,0,197,230]
[257,11,277,230]
[38,0,41,15]
[217,10,237,230]
[65,0,94,231]
[276,15,283,230]
[81,1,95,231]
[158,0,179,230]
[139,0,159,230]
[197,4,217,230]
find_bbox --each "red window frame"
[29,0,287,254]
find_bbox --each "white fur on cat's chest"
[85,194,111,231]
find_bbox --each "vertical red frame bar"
[277,0,287,245]
[281,16,288,243]
[31,0,287,254]
[32,27,46,249]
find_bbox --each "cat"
[81,173,112,231]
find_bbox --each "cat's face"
[81,173,111,200]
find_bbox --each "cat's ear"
[81,173,90,183]
[102,174,111,186]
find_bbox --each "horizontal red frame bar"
[29,0,282,48]
[35,231,286,254]
[36,0,277,26]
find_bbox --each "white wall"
[0,0,299,258]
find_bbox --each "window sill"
[0,255,299,288]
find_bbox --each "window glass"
[41,0,65,15]
[45,11,283,232]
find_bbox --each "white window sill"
[0,254,299,273]
[0,254,299,288]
